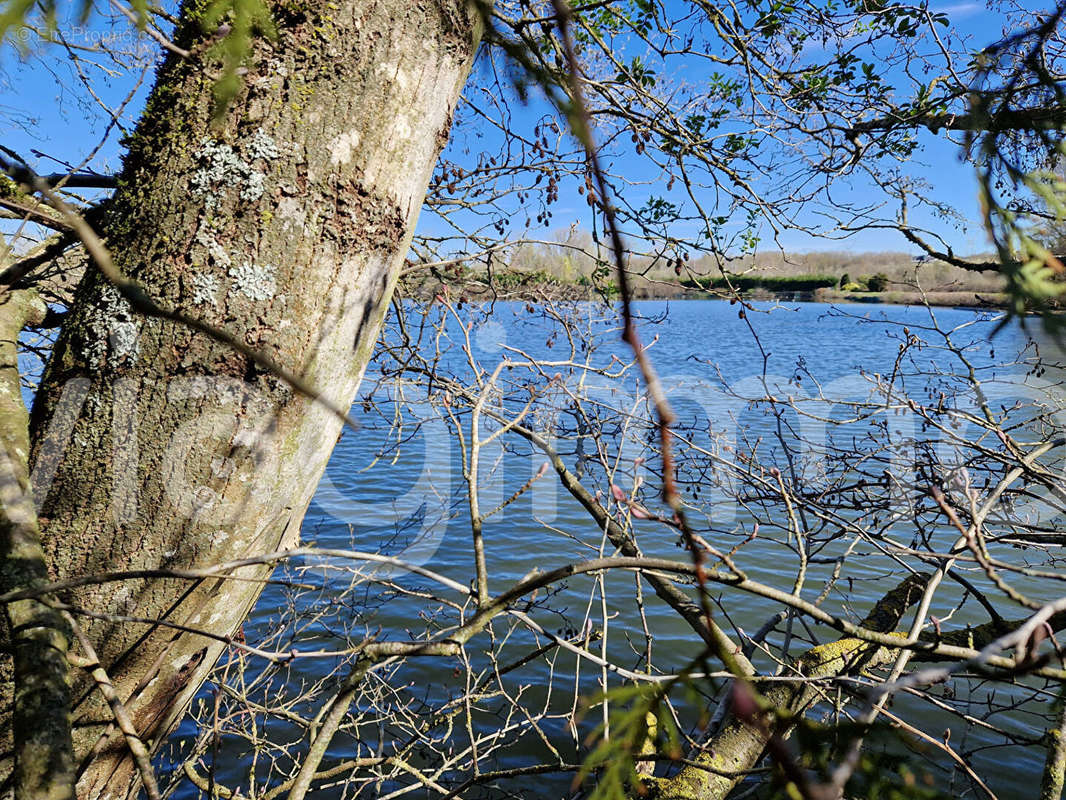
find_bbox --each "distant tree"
[866,272,890,292]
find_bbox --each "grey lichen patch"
[191,273,221,306]
[191,139,251,208]
[228,262,276,301]
[190,130,280,209]
[110,321,139,362]
[248,128,280,161]
[193,227,231,267]
[79,282,140,370]
[242,171,268,204]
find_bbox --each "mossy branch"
[1041,685,1066,800]
[0,288,74,800]
[649,574,929,800]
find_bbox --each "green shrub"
[866,273,890,292]
[683,273,838,292]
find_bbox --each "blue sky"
[0,0,1039,258]
[421,0,1022,258]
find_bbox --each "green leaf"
[201,0,277,119]
[0,0,43,48]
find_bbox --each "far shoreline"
[404,279,1010,312]
[644,288,1009,311]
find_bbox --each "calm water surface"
[166,300,1066,799]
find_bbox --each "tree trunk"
[3,3,482,797]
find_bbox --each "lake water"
[163,300,1066,799]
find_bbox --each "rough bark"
[3,3,483,798]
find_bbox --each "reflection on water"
[165,300,1066,799]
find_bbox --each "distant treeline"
[498,232,1004,289]
[690,250,1004,293]
[681,273,838,292]
[411,231,1008,300]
